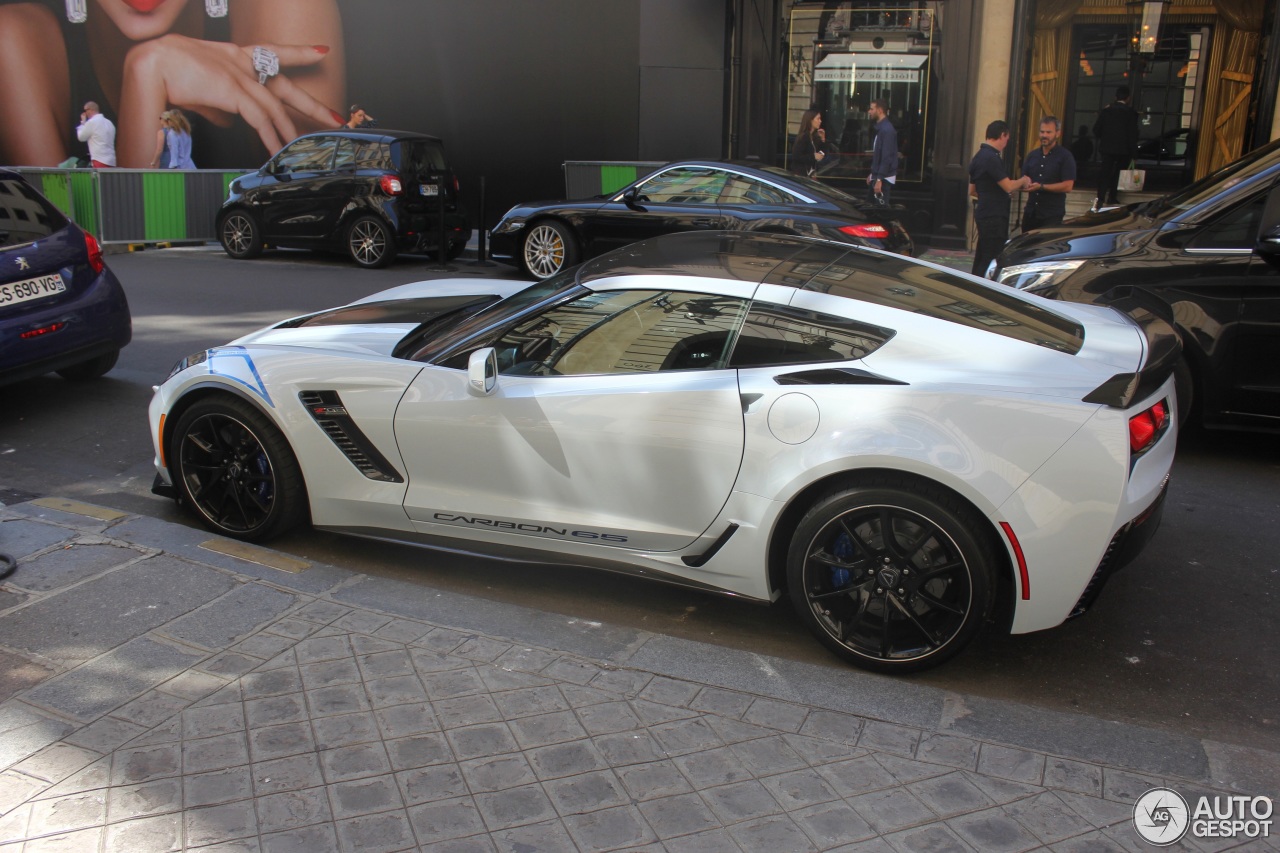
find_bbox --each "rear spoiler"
[1082,287,1182,409]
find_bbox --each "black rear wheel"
[171,397,308,542]
[787,478,996,673]
[347,216,397,269]
[219,211,264,259]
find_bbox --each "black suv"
[993,138,1280,432]
[218,129,470,269]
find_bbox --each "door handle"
[692,218,718,228]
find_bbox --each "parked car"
[217,129,470,269]
[1135,127,1194,167]
[150,230,1177,673]
[0,169,131,385]
[992,137,1280,432]
[490,160,913,280]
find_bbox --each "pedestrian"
[968,120,1032,278]
[865,98,897,206]
[791,108,829,177]
[76,101,116,167]
[1020,116,1076,232]
[345,104,378,129]
[150,110,196,169]
[1093,86,1139,206]
[1069,124,1094,164]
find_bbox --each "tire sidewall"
[347,215,396,269]
[219,210,261,260]
[786,483,994,673]
[522,220,577,279]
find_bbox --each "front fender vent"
[299,390,404,483]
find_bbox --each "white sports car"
[150,232,1179,672]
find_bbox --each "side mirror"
[622,186,643,208]
[467,347,498,397]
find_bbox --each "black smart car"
[218,129,470,269]
[992,138,1280,432]
[490,160,913,280]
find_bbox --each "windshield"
[408,269,583,363]
[1145,138,1280,218]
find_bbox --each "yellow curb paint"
[31,497,129,521]
[199,539,311,574]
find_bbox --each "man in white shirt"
[76,102,117,168]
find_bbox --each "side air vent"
[299,391,404,483]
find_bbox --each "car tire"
[55,349,119,381]
[521,221,578,280]
[170,396,308,542]
[347,215,397,269]
[786,476,996,674]
[219,210,264,260]
[1173,356,1197,431]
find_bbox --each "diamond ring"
[252,47,280,86]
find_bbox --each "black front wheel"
[170,397,308,542]
[219,211,264,259]
[787,478,996,673]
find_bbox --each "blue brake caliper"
[830,531,854,589]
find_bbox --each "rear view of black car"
[991,138,1280,433]
[218,129,471,269]
[490,160,913,280]
[0,170,131,386]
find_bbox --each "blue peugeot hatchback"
[0,170,131,385]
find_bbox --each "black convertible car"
[993,138,1280,432]
[490,160,913,279]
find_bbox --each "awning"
[815,52,929,84]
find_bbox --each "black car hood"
[1000,206,1161,265]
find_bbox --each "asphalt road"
[2,247,1277,755]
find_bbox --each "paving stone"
[100,812,181,853]
[184,767,254,808]
[161,583,295,650]
[544,769,627,814]
[332,611,394,634]
[312,712,380,750]
[651,717,725,756]
[460,754,538,794]
[328,773,403,819]
[259,822,338,853]
[26,789,108,835]
[293,635,352,665]
[0,519,78,560]
[183,799,257,847]
[884,822,975,852]
[398,763,469,805]
[182,732,249,775]
[1101,767,1164,803]
[373,701,439,739]
[705,716,773,746]
[589,668,652,697]
[760,767,841,810]
[819,754,901,797]
[104,691,189,730]
[978,744,1046,785]
[10,742,101,785]
[231,634,297,661]
[783,733,865,766]
[305,684,370,717]
[1050,828,1138,852]
[8,543,136,593]
[0,646,54,704]
[197,652,263,679]
[701,780,784,823]
[244,694,307,730]
[948,805,1044,853]
[860,720,923,757]
[561,803,656,850]
[0,802,32,845]
[258,649,299,671]
[372,619,432,643]
[635,791,720,839]
[334,808,417,852]
[446,723,519,762]
[107,778,183,821]
[265,618,321,641]
[37,755,111,799]
[248,722,316,763]
[492,687,569,720]
[1004,791,1097,845]
[616,760,693,802]
[908,770,996,818]
[917,733,981,772]
[473,783,558,830]
[385,733,453,771]
[742,697,810,733]
[508,711,587,750]
[728,813,818,853]
[291,600,351,625]
[963,770,1044,805]
[631,698,700,726]
[367,675,431,709]
[639,677,701,708]
[848,786,937,834]
[182,703,246,740]
[241,668,303,701]
[450,636,511,664]
[1053,790,1134,829]
[799,709,866,746]
[674,747,755,788]
[526,739,609,781]
[487,818,577,853]
[660,827,742,852]
[319,743,392,783]
[357,649,415,679]
[407,796,488,844]
[729,735,808,776]
[592,730,665,766]
[112,744,182,786]
[423,668,488,700]
[491,646,558,673]
[541,658,603,686]
[794,799,880,847]
[690,687,754,718]
[409,648,469,673]
[297,658,360,690]
[20,825,104,851]
[255,786,333,834]
[127,716,184,747]
[476,665,552,694]
[251,754,325,795]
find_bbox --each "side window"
[719,175,796,206]
[1190,192,1267,250]
[634,168,727,205]
[334,138,355,169]
[273,137,336,173]
[729,303,894,367]
[491,290,749,376]
[356,141,392,170]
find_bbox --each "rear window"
[395,141,447,177]
[0,178,69,248]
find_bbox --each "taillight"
[839,223,889,239]
[85,231,105,273]
[379,174,403,196]
[452,175,460,193]
[1129,398,1170,455]
[20,322,67,339]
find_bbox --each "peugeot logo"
[16,257,29,271]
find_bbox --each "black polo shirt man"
[968,120,1031,277]
[1021,117,1077,232]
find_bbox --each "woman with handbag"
[791,108,829,177]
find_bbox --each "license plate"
[420,184,439,197]
[0,273,66,308]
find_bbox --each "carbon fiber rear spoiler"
[1082,287,1182,409]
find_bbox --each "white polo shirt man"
[76,102,117,168]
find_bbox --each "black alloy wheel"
[787,478,995,673]
[347,215,397,269]
[171,397,307,542]
[219,211,264,259]
[521,220,578,280]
